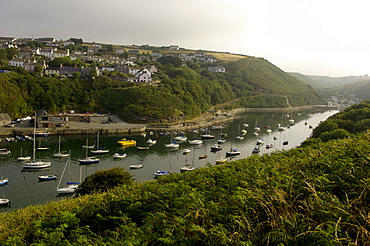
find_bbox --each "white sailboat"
[79,139,99,164]
[56,152,80,194]
[22,112,51,169]
[53,135,69,157]
[91,132,109,154]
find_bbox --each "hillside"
[0,49,325,122]
[308,75,369,88]
[0,102,370,244]
[288,72,324,88]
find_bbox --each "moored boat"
[188,139,203,145]
[226,148,240,156]
[0,148,11,156]
[113,153,127,159]
[154,170,170,177]
[130,164,143,169]
[117,138,137,146]
[38,175,58,181]
[0,177,8,185]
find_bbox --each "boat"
[146,138,157,144]
[226,148,241,156]
[129,164,143,169]
[278,126,287,131]
[0,198,10,205]
[256,138,264,145]
[154,170,170,177]
[53,136,69,157]
[0,148,11,156]
[79,139,100,164]
[266,144,273,149]
[266,129,272,133]
[16,135,26,141]
[215,157,227,164]
[174,135,187,142]
[34,131,50,137]
[217,139,226,144]
[137,146,150,150]
[210,144,222,151]
[17,146,31,161]
[113,153,127,159]
[5,137,16,142]
[56,154,79,194]
[91,132,109,154]
[236,135,244,140]
[117,138,137,146]
[0,177,8,185]
[180,166,195,172]
[199,155,208,159]
[243,123,249,128]
[241,129,248,135]
[183,149,191,154]
[164,141,179,149]
[188,139,203,145]
[200,134,215,139]
[252,146,260,154]
[283,140,289,145]
[38,175,58,181]
[22,112,51,169]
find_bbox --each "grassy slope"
[0,130,369,244]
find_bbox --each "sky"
[1,0,369,77]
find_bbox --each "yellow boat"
[117,138,137,146]
[215,157,227,164]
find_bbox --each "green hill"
[0,53,326,122]
[0,101,370,244]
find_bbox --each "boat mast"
[32,111,36,161]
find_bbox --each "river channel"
[0,109,338,212]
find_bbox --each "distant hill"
[307,75,369,88]
[289,73,370,88]
[288,72,323,88]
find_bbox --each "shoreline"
[0,105,336,137]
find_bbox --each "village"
[0,36,226,82]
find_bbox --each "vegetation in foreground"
[0,102,369,245]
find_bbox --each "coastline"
[0,105,336,137]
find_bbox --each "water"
[0,109,338,211]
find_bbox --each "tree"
[34,65,43,74]
[75,167,134,196]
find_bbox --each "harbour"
[0,108,338,212]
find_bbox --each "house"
[59,66,81,77]
[13,38,34,45]
[133,69,152,83]
[37,37,56,43]
[44,67,60,76]
[168,45,179,50]
[0,37,16,43]
[114,65,129,73]
[91,43,101,49]
[63,40,75,46]
[208,66,226,73]
[36,109,66,128]
[8,58,26,67]
[81,67,99,78]
[145,65,157,73]
[115,48,126,54]
[19,47,36,58]
[39,48,55,58]
[53,49,70,58]
[22,61,46,72]
[129,67,141,75]
[87,46,100,53]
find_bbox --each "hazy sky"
[1,0,369,76]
